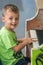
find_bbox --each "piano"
[25,9,43,56]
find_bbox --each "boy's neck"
[4,25,14,32]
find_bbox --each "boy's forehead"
[5,10,19,17]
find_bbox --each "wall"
[36,0,43,9]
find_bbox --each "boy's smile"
[2,10,19,31]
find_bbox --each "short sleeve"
[1,30,18,49]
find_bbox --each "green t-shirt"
[0,27,24,65]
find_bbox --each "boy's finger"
[32,38,38,42]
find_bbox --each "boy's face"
[2,10,19,31]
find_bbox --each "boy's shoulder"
[0,27,16,36]
[0,27,9,36]
[0,27,5,31]
[0,27,10,33]
[0,27,6,33]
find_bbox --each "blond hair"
[2,4,19,16]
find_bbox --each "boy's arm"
[12,38,36,52]
[17,38,24,43]
[12,41,28,52]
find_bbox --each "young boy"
[0,4,35,65]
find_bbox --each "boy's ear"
[2,16,5,22]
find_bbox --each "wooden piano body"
[25,9,43,56]
[25,9,43,32]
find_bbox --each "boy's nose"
[13,19,16,23]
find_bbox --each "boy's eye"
[9,18,13,20]
[15,18,19,21]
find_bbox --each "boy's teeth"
[12,24,16,25]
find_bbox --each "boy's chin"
[10,25,17,30]
[11,27,16,30]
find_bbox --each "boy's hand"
[22,38,32,44]
[17,38,37,45]
[22,38,37,45]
